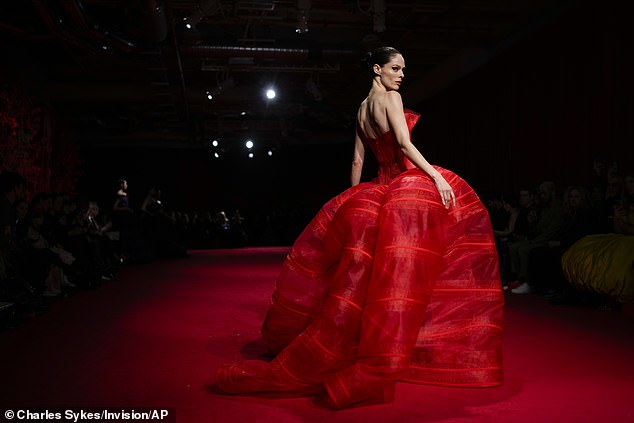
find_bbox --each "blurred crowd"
[486,158,633,308]
[2,156,632,329]
[0,172,312,329]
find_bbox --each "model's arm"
[385,91,455,208]
[351,129,365,186]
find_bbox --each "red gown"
[215,110,504,409]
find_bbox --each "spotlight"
[248,152,254,159]
[265,88,276,100]
[212,140,219,147]
[245,140,254,149]
[214,152,220,158]
[267,150,273,156]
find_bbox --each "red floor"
[1,247,633,422]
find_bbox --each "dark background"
[2,1,633,230]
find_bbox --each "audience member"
[112,178,135,261]
[487,194,509,232]
[613,170,634,235]
[228,209,248,248]
[508,181,564,294]
[512,188,539,241]
[527,185,601,299]
[561,169,634,308]
[493,194,520,287]
[595,173,624,232]
[21,210,66,296]
[0,172,29,303]
[138,187,187,259]
[1,172,26,242]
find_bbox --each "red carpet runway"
[1,248,633,422]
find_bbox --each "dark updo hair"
[362,46,401,78]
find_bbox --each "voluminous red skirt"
[215,167,504,409]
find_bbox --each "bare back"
[357,94,391,140]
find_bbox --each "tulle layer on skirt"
[215,167,504,409]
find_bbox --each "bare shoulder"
[385,91,404,109]
[385,90,403,101]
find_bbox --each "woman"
[493,194,520,287]
[562,171,634,303]
[527,186,599,298]
[112,178,134,260]
[214,47,504,409]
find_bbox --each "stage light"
[245,140,254,149]
[295,13,308,33]
[296,0,310,33]
[212,140,219,147]
[265,88,276,99]
[214,152,220,158]
[248,152,254,159]
[267,150,273,156]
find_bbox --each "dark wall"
[77,3,634,215]
[411,2,634,196]
[77,142,354,217]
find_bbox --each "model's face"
[375,54,405,91]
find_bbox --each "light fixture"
[245,140,254,149]
[295,12,308,33]
[214,152,220,158]
[212,140,219,147]
[205,77,234,101]
[248,152,254,159]
[265,88,276,99]
[267,150,273,156]
[182,0,219,30]
[296,0,310,33]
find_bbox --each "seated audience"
[527,185,601,300]
[561,170,634,306]
[508,181,564,294]
[493,194,520,287]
